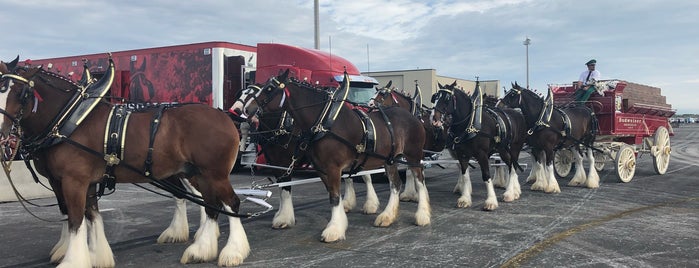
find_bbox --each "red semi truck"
[26,41,379,165]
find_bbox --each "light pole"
[314,0,320,49]
[523,37,531,89]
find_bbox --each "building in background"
[364,69,501,104]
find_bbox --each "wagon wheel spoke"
[652,126,671,175]
[615,145,636,183]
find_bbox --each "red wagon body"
[549,80,675,182]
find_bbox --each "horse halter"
[0,70,37,124]
[431,89,455,114]
[429,89,456,129]
[249,76,287,112]
[504,87,523,106]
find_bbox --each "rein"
[1,138,63,222]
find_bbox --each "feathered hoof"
[271,222,292,229]
[414,210,431,226]
[217,245,249,267]
[544,185,561,194]
[157,229,189,244]
[373,213,395,227]
[567,180,584,187]
[180,244,217,264]
[483,201,499,211]
[362,202,379,215]
[531,183,545,191]
[456,197,472,208]
[502,192,517,202]
[585,182,600,189]
[320,227,346,243]
[342,200,356,213]
[218,254,245,267]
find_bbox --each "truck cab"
[340,74,380,105]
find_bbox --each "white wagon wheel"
[651,126,671,175]
[615,145,636,183]
[554,148,574,178]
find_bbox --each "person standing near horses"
[574,59,601,102]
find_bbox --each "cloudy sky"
[2,0,698,113]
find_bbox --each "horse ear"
[386,80,392,89]
[451,80,457,87]
[6,55,19,71]
[438,82,443,89]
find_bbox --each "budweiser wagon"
[550,80,675,182]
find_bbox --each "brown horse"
[243,70,430,242]
[1,57,207,260]
[371,81,447,156]
[0,58,249,266]
[231,88,381,230]
[370,81,448,202]
[501,83,599,192]
[430,81,527,210]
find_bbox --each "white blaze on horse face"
[0,80,13,131]
[241,87,263,116]
[430,98,443,128]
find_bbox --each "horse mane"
[512,82,544,105]
[29,67,81,93]
[288,76,332,92]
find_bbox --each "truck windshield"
[347,82,377,106]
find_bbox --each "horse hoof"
[544,187,561,194]
[320,233,345,243]
[373,214,395,227]
[456,201,472,208]
[567,181,583,187]
[531,184,545,191]
[456,197,472,208]
[415,215,431,226]
[483,204,498,211]
[218,255,245,267]
[218,246,248,267]
[272,223,289,229]
[362,204,379,215]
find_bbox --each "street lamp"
[523,37,531,89]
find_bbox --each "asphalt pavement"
[1,125,697,268]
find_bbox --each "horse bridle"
[504,86,547,131]
[246,76,287,113]
[431,88,458,127]
[375,87,394,103]
[0,70,37,125]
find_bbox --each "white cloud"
[320,0,532,41]
[2,0,698,113]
